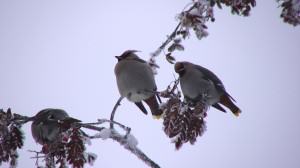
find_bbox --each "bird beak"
[63,117,81,123]
[27,116,36,121]
[57,117,81,129]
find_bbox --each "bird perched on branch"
[31,108,81,145]
[174,61,241,117]
[114,50,162,118]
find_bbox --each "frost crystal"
[84,152,97,166]
[126,134,138,148]
[93,128,111,140]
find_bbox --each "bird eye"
[175,62,184,73]
[48,114,55,120]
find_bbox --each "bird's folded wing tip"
[152,115,162,120]
[234,110,241,117]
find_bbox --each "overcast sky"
[1,0,300,168]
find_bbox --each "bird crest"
[115,50,140,61]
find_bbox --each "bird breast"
[32,121,60,145]
[180,69,220,105]
[115,60,156,102]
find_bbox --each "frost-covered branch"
[81,118,130,134]
[0,108,160,168]
[150,0,256,67]
[106,129,160,168]
[78,121,160,168]
[150,3,198,68]
[77,125,160,168]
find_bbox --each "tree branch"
[109,129,160,168]
[78,122,160,168]
[110,96,124,129]
[156,22,181,55]
[152,3,197,58]
[1,109,160,168]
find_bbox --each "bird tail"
[135,102,148,115]
[144,95,162,118]
[219,94,241,117]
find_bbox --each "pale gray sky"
[1,0,300,168]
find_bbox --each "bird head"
[115,50,140,61]
[174,62,186,76]
[33,108,81,124]
[34,109,67,122]
[31,108,81,145]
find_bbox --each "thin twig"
[98,119,131,134]
[78,123,105,132]
[80,119,131,136]
[110,96,124,129]
[30,156,45,159]
[157,22,181,53]
[153,3,198,56]
[28,150,44,167]
[7,113,34,125]
[160,78,180,98]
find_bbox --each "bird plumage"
[175,61,241,116]
[114,50,162,117]
[31,108,81,145]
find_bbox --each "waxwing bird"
[114,50,162,118]
[174,61,241,117]
[31,108,81,145]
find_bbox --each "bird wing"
[194,65,225,90]
[194,64,236,102]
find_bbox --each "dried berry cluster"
[42,128,96,168]
[211,0,256,16]
[52,140,68,168]
[278,0,300,26]
[0,108,24,167]
[162,97,207,149]
[160,81,207,149]
[176,3,213,40]
[66,128,87,167]
[161,0,256,65]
